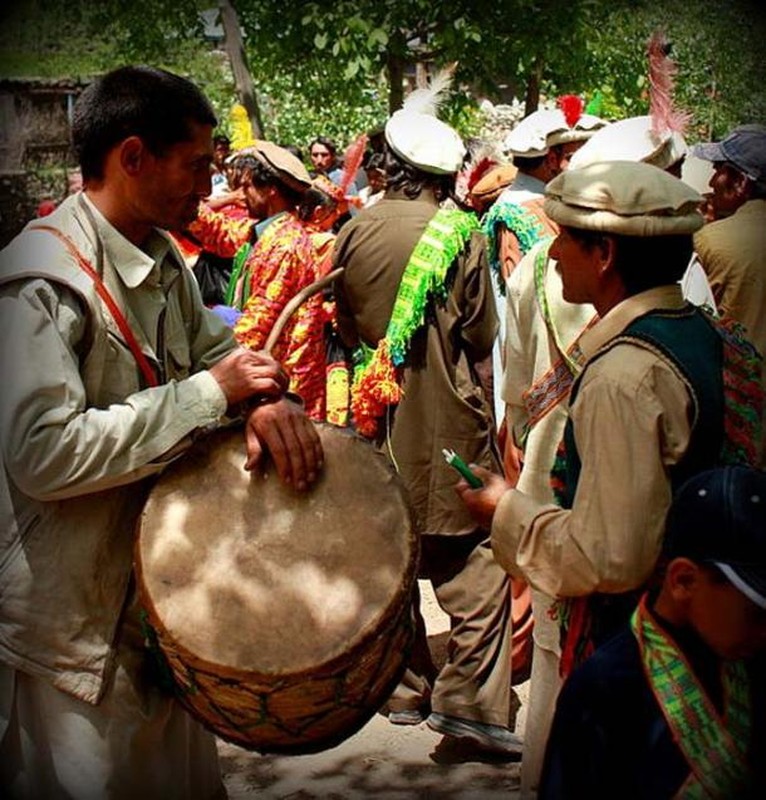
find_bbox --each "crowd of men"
[0,61,764,800]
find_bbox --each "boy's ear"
[665,557,702,601]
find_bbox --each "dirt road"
[218,581,527,799]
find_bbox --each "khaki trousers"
[389,531,513,728]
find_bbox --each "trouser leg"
[0,595,224,800]
[520,589,563,799]
[425,532,513,728]
[387,581,438,713]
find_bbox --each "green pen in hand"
[442,448,484,489]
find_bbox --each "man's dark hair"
[383,144,454,201]
[237,154,305,209]
[309,136,337,158]
[513,154,547,173]
[213,134,231,147]
[280,143,305,162]
[72,66,217,181]
[569,228,693,296]
[300,186,337,222]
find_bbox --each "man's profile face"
[213,140,231,171]
[554,141,585,174]
[550,226,601,304]
[241,175,271,220]
[708,161,747,219]
[138,121,214,231]
[310,144,333,173]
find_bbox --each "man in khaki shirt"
[333,82,519,756]
[693,125,766,455]
[0,67,322,799]
[458,162,763,682]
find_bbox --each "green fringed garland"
[387,208,480,366]
[482,198,546,296]
[351,208,480,437]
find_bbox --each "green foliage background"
[1,0,764,151]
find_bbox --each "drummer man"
[0,66,322,798]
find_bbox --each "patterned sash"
[519,240,597,440]
[631,596,752,798]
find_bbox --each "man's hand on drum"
[245,398,323,492]
[209,347,289,407]
[454,465,511,531]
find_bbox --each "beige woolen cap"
[239,141,312,192]
[504,108,606,158]
[544,161,704,236]
[568,116,687,172]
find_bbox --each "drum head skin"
[136,423,418,753]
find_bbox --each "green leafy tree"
[2,0,764,148]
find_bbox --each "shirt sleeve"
[187,203,253,258]
[502,254,534,446]
[0,279,229,502]
[491,346,692,597]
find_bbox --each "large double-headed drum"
[136,424,418,753]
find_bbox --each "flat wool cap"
[504,109,606,158]
[470,163,518,203]
[569,116,687,172]
[385,110,466,174]
[246,141,312,192]
[544,161,704,236]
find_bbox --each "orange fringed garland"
[351,340,403,438]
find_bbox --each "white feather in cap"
[385,64,466,175]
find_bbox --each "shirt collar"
[80,194,174,289]
[255,210,287,239]
[509,172,547,196]
[579,284,687,360]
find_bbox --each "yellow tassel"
[230,104,255,151]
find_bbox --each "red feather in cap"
[557,95,584,129]
[339,133,368,196]
[647,30,691,136]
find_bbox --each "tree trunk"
[386,29,407,114]
[218,0,264,138]
[415,61,428,89]
[524,57,543,117]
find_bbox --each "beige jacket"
[334,192,500,536]
[0,193,234,703]
[492,286,694,598]
[695,199,766,452]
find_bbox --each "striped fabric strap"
[630,595,751,798]
[30,224,159,388]
[532,237,582,376]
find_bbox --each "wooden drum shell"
[135,424,419,754]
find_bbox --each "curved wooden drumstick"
[263,267,345,354]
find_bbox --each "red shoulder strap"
[30,224,159,388]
